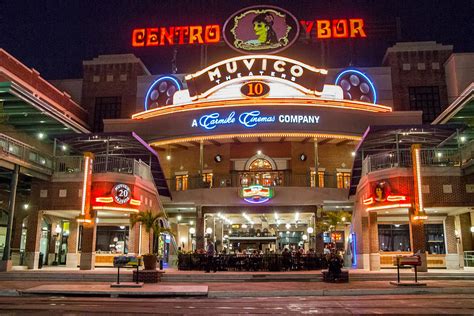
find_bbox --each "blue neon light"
[196,111,276,130]
[351,232,357,267]
[335,69,377,104]
[144,75,182,111]
[244,197,270,204]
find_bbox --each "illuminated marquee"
[240,185,274,204]
[300,19,367,39]
[185,55,327,100]
[132,24,220,47]
[192,110,320,130]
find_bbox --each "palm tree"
[130,210,174,255]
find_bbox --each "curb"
[0,289,19,297]
[208,287,474,298]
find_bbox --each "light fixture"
[206,227,213,234]
[307,227,314,234]
[61,145,67,151]
[229,230,232,234]
[461,136,466,143]
[351,151,356,157]
[470,226,474,233]
[342,217,346,222]
[119,225,125,229]
[294,212,299,221]
[55,224,62,234]
[437,152,443,158]
[37,132,45,140]
[189,227,196,234]
[302,234,308,241]
[166,155,171,160]
[394,224,400,228]
[23,203,29,210]
[257,150,262,155]
[177,215,182,221]
[189,220,194,225]
[180,237,187,243]
[285,223,291,230]
[242,224,248,229]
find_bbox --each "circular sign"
[112,184,131,205]
[241,81,270,98]
[214,154,223,163]
[299,153,307,161]
[223,5,300,55]
[144,75,182,111]
[335,69,377,104]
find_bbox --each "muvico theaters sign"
[131,5,366,52]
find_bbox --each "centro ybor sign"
[185,55,327,100]
[192,110,320,130]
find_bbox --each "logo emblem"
[335,69,377,104]
[223,5,300,54]
[112,184,131,205]
[240,185,274,204]
[144,75,182,111]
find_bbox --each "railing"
[167,171,347,191]
[362,147,463,175]
[465,251,474,269]
[0,133,53,170]
[54,155,154,181]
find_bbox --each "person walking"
[205,240,216,273]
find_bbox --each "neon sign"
[300,19,367,39]
[185,55,327,100]
[144,75,182,111]
[240,185,274,204]
[223,6,300,54]
[335,69,377,104]
[191,110,320,130]
[132,24,220,47]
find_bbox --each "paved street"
[0,294,473,314]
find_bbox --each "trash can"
[38,252,44,269]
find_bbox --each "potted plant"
[130,210,174,270]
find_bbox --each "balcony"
[54,155,154,181]
[0,133,53,174]
[167,171,349,191]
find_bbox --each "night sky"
[2,0,473,79]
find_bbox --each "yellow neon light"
[366,203,411,212]
[81,156,91,216]
[95,197,114,203]
[130,199,141,206]
[132,97,392,120]
[149,132,361,147]
[414,148,424,213]
[92,206,139,213]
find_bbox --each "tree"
[130,210,174,255]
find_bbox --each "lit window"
[249,158,272,171]
[176,175,188,191]
[202,173,213,188]
[310,171,325,188]
[337,172,351,189]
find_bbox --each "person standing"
[205,240,216,273]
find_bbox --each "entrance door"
[59,235,68,265]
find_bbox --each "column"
[24,210,43,269]
[459,212,473,251]
[368,212,380,271]
[196,206,205,250]
[409,208,427,272]
[314,210,324,253]
[0,164,19,271]
[48,221,58,265]
[444,215,460,269]
[79,218,97,270]
[215,220,223,252]
[313,138,319,188]
[66,221,79,268]
[10,215,25,266]
[360,216,370,269]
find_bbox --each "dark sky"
[2,0,473,79]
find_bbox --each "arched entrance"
[240,154,284,186]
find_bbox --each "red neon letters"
[300,18,367,39]
[132,24,221,47]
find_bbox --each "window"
[202,173,213,188]
[424,224,445,254]
[249,158,273,171]
[93,97,121,132]
[336,172,351,189]
[409,86,441,123]
[310,171,325,188]
[176,175,188,191]
[378,224,410,252]
[95,226,129,254]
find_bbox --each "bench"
[322,269,349,283]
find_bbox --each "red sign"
[132,24,220,47]
[300,19,367,39]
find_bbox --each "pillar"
[79,219,97,270]
[48,220,58,265]
[313,138,319,188]
[24,210,43,269]
[215,220,223,252]
[444,215,460,269]
[0,164,19,271]
[368,212,380,270]
[196,207,205,250]
[459,212,473,251]
[10,215,25,266]
[66,221,79,268]
[409,208,427,272]
[360,216,370,269]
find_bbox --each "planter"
[143,255,157,270]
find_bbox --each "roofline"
[432,83,474,125]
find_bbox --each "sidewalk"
[1,279,474,298]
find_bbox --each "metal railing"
[0,133,53,170]
[465,251,474,268]
[362,147,463,175]
[167,171,348,191]
[54,155,154,181]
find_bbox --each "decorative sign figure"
[144,76,182,110]
[335,69,377,104]
[112,184,132,205]
[223,5,300,54]
[241,81,270,98]
[240,185,274,204]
